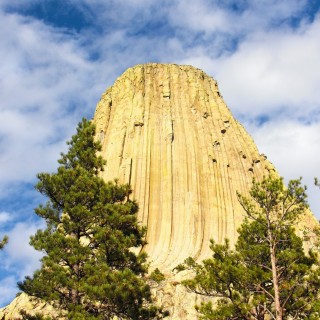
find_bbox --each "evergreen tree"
[19,118,164,320]
[0,235,8,249]
[178,175,320,320]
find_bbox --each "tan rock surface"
[1,63,317,319]
[94,63,275,271]
[0,293,61,320]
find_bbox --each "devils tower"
[93,63,275,271]
[0,63,317,319]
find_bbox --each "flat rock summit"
[1,63,317,319]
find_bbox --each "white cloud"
[0,220,44,307]
[169,0,230,34]
[246,119,320,217]
[0,276,17,307]
[0,11,107,190]
[0,212,13,224]
[168,0,309,42]
[179,13,320,118]
[4,222,44,275]
[214,16,320,116]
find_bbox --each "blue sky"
[0,0,320,307]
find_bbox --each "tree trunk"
[269,234,282,320]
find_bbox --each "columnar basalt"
[93,63,274,272]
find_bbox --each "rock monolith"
[94,63,275,270]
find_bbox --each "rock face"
[0,63,317,319]
[0,293,61,320]
[94,63,274,272]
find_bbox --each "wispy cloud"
[0,218,44,306]
[214,15,320,116]
[0,276,17,307]
[247,119,320,215]
[0,212,12,224]
[0,11,105,189]
[3,222,43,273]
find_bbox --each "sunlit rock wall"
[93,63,274,273]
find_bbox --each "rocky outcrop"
[94,63,276,271]
[0,64,317,319]
[0,293,61,320]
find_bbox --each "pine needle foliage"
[0,235,8,249]
[19,118,164,320]
[179,175,320,320]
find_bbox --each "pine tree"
[179,175,320,320]
[0,235,8,249]
[19,118,164,320]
